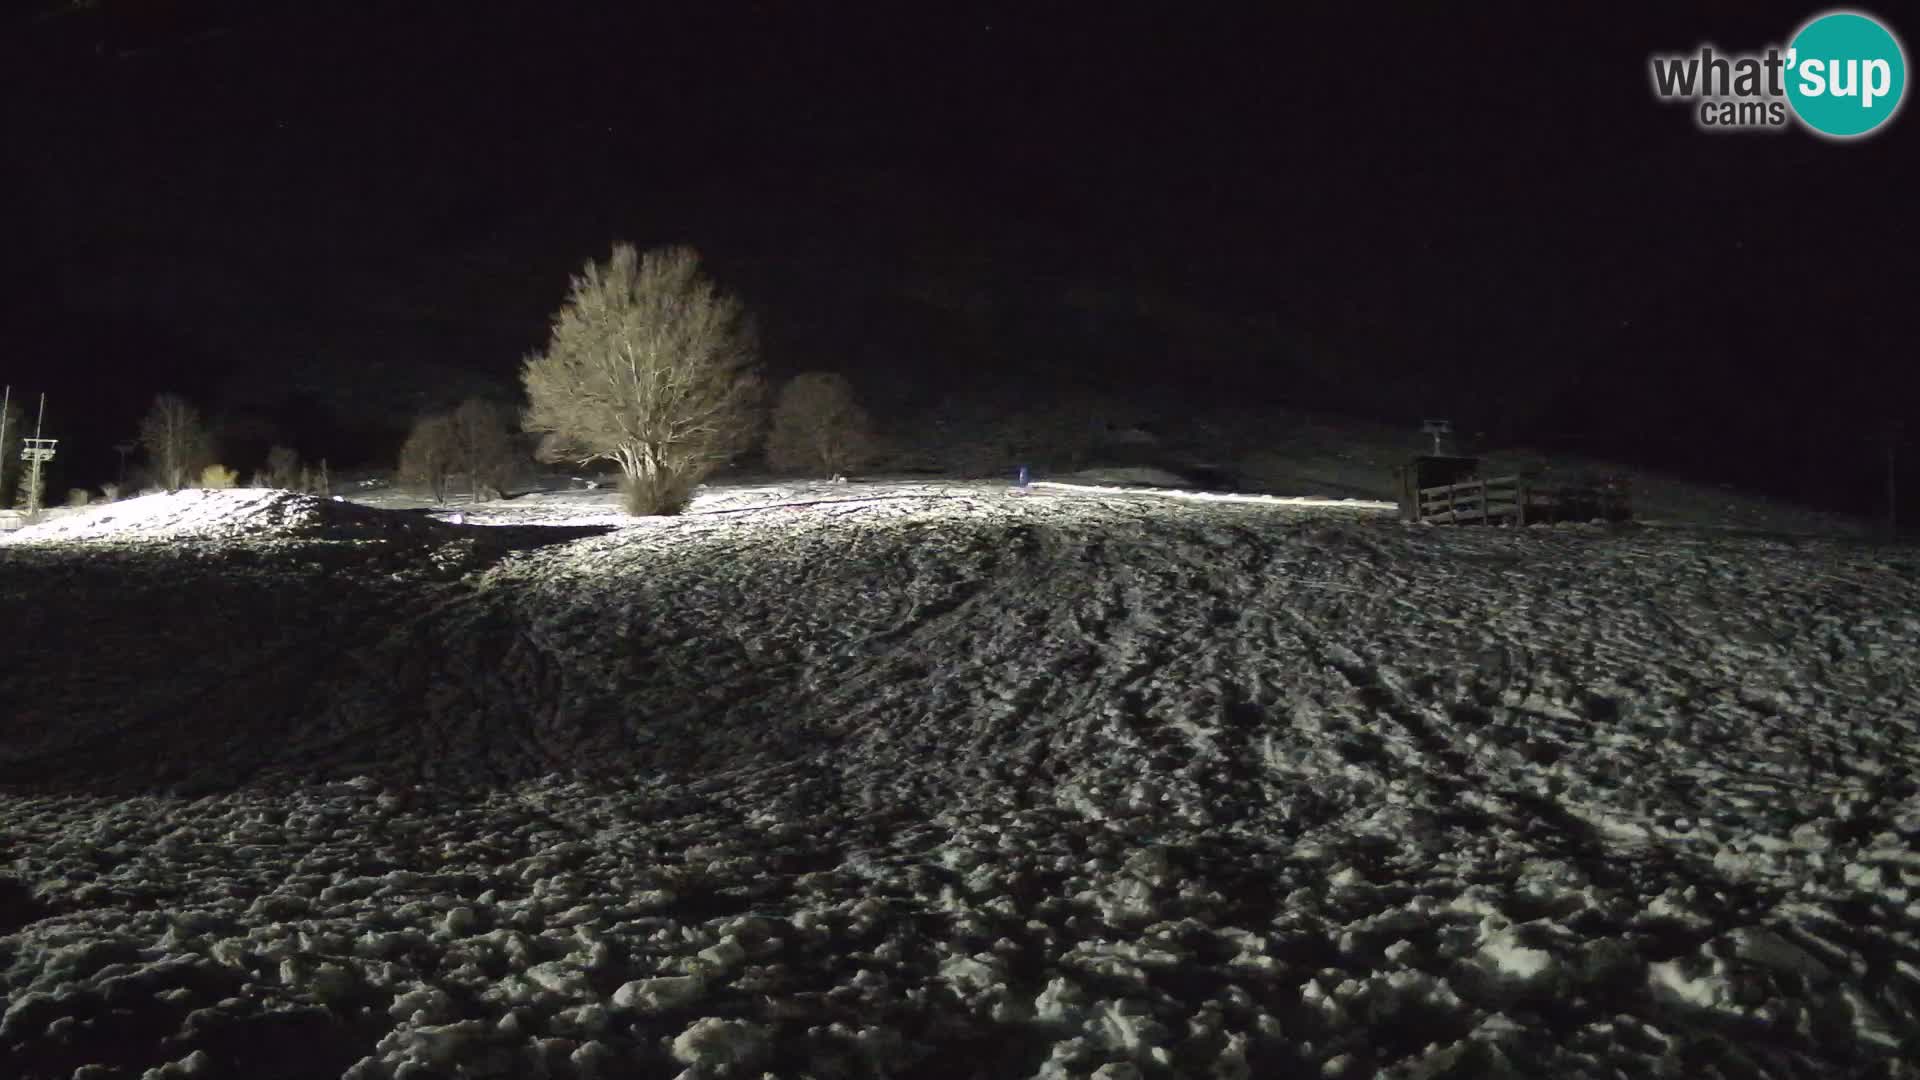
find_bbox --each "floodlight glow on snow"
[1028,481,1397,511]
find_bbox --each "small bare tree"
[521,244,762,515]
[138,393,212,491]
[265,445,302,489]
[449,397,517,500]
[766,371,877,476]
[399,413,458,503]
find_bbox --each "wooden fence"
[1414,473,1631,526]
[1417,474,1529,524]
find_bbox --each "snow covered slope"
[1,484,1917,1078]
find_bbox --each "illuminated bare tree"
[138,393,211,491]
[766,371,877,476]
[521,244,762,515]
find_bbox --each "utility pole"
[1886,421,1902,541]
[0,385,10,506]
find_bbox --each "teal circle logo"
[1786,11,1907,137]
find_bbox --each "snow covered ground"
[2,482,1917,1079]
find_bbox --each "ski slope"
[2,482,1916,1078]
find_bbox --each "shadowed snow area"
[3,484,1918,1078]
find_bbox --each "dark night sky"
[2,1,1913,514]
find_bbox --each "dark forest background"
[2,1,1912,520]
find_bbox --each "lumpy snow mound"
[2,479,1918,1079]
[0,489,443,546]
